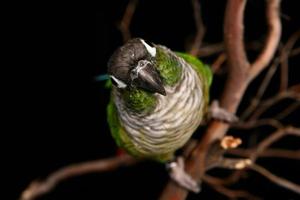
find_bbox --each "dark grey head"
[107,38,166,95]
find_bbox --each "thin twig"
[197,41,265,58]
[250,126,300,161]
[228,148,300,160]
[249,88,300,120]
[275,101,300,120]
[203,175,261,200]
[241,57,280,120]
[291,47,300,56]
[250,164,300,194]
[211,53,226,74]
[197,43,224,57]
[233,118,284,129]
[204,171,248,187]
[189,0,206,56]
[118,0,138,43]
[279,30,300,92]
[20,155,137,200]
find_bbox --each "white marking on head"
[110,75,127,88]
[140,39,156,57]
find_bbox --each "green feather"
[122,88,157,114]
[107,98,141,157]
[155,47,182,86]
[104,79,112,89]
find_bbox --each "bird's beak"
[132,60,166,96]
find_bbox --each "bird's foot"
[166,157,201,193]
[209,100,238,123]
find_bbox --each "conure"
[106,38,213,192]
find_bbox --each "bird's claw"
[167,157,201,193]
[209,100,238,123]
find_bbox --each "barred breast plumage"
[113,50,205,157]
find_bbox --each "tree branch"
[250,164,300,194]
[233,118,284,129]
[118,0,138,43]
[291,47,300,56]
[279,30,300,91]
[249,87,300,120]
[189,0,206,56]
[197,41,265,58]
[241,57,280,120]
[228,148,300,160]
[203,175,261,200]
[197,43,224,57]
[211,53,226,74]
[249,0,281,82]
[250,126,300,162]
[241,36,300,120]
[160,1,250,199]
[275,101,300,120]
[19,155,137,200]
[159,1,282,199]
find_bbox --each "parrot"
[106,38,213,192]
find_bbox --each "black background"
[12,0,299,200]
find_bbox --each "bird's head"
[107,38,166,96]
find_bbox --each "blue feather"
[95,74,110,81]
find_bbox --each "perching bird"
[106,38,212,192]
